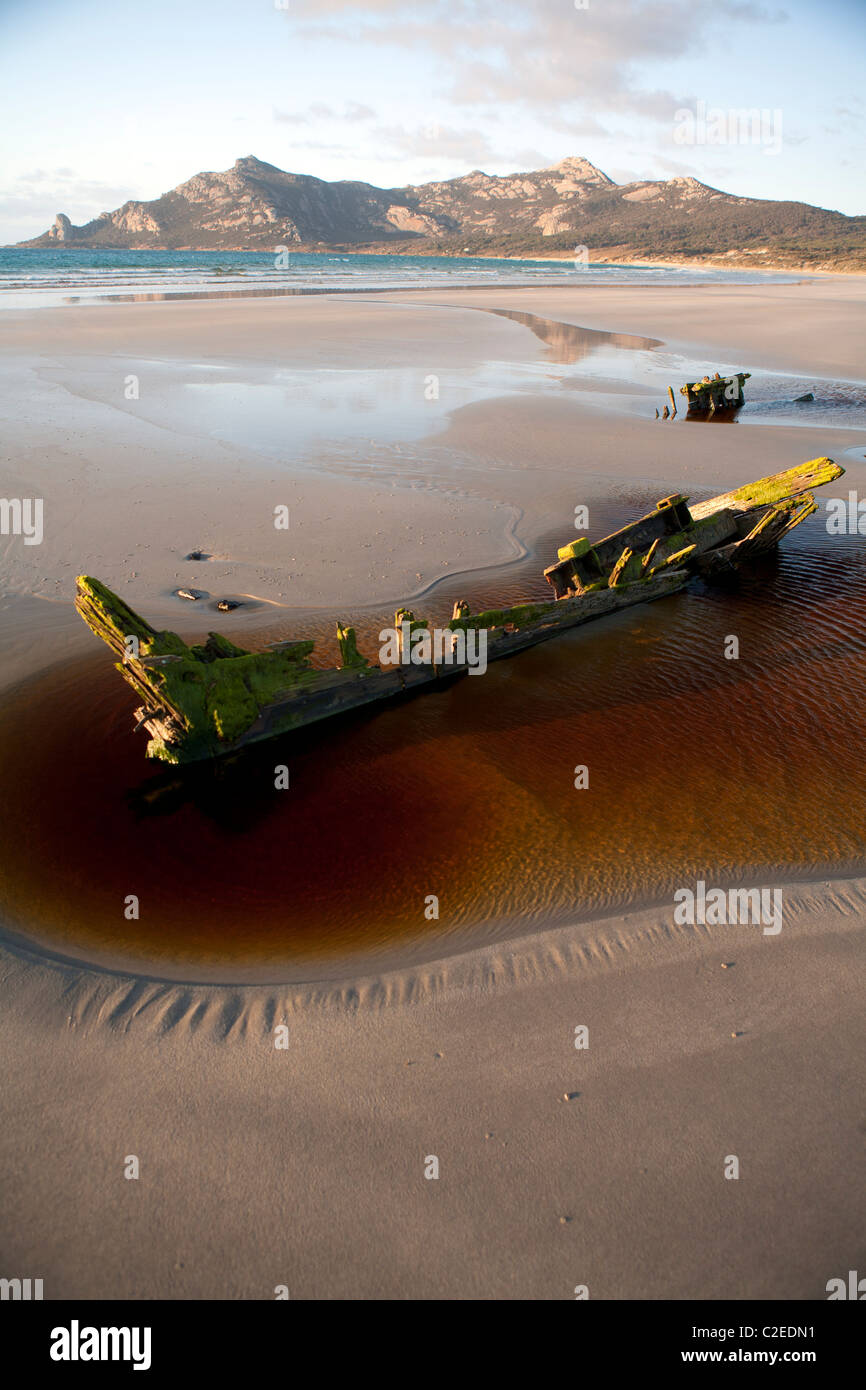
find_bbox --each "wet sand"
[1,275,865,1297]
[1,875,864,1299]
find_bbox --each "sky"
[0,0,863,243]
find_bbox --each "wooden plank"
[690,458,841,519]
[73,453,845,764]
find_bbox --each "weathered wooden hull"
[75,456,843,764]
[681,370,751,416]
[212,568,690,750]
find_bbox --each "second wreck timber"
[681,370,751,416]
[75,456,843,764]
[542,456,840,597]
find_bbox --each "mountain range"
[16,155,866,270]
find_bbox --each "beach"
[1,273,865,1298]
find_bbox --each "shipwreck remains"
[76,457,841,765]
[681,371,751,418]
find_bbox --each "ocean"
[0,247,802,309]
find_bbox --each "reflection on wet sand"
[64,284,371,305]
[485,307,661,363]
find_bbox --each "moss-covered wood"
[76,576,319,762]
[76,568,689,763]
[336,622,369,670]
[680,371,751,414]
[74,454,844,764]
[689,457,842,518]
[608,546,644,588]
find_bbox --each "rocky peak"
[232,156,282,178]
[47,213,74,242]
[545,156,612,184]
[14,155,858,269]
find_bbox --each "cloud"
[283,0,784,125]
[0,169,139,241]
[372,122,499,163]
[269,116,556,182]
[271,107,555,177]
[547,113,622,140]
[618,153,705,181]
[274,101,376,124]
[5,169,134,210]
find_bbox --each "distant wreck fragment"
[76,456,841,764]
[681,370,751,418]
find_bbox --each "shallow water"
[174,315,662,461]
[2,517,866,983]
[0,248,802,311]
[111,309,866,475]
[554,339,866,431]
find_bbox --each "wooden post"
[336,622,369,670]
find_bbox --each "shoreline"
[4,245,862,279]
[2,864,865,1005]
[4,858,866,989]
